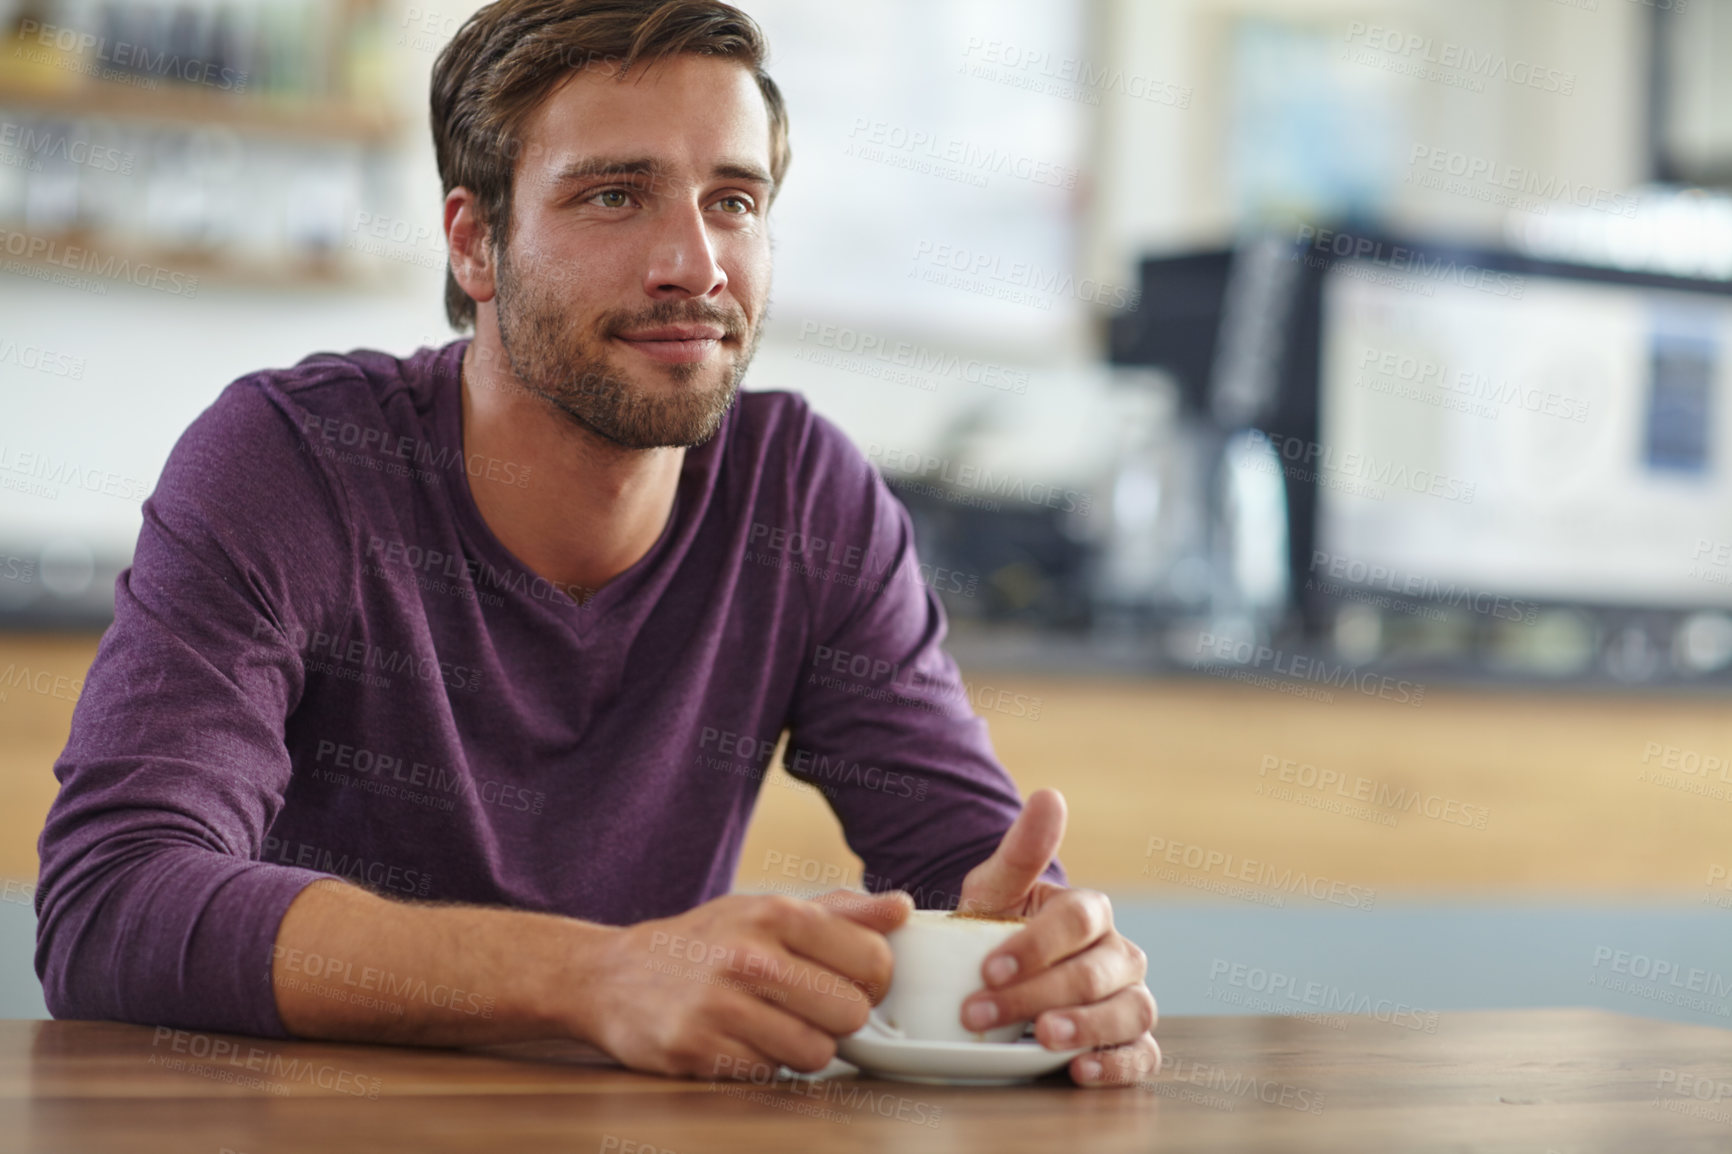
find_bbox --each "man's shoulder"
[722,390,901,558]
[727,388,873,488]
[156,341,466,532]
[216,341,462,434]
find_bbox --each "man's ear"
[444,187,497,305]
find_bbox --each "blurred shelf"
[940,618,1732,695]
[0,226,401,291]
[0,74,401,143]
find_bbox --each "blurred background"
[0,0,1727,1034]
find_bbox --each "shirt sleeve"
[35,377,355,1037]
[780,411,1065,909]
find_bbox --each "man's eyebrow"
[549,156,774,191]
[711,160,775,189]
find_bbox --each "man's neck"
[457,334,685,604]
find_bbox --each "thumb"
[959,789,1067,916]
[816,887,914,933]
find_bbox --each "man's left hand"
[955,789,1160,1087]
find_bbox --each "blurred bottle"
[2,0,82,89]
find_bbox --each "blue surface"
[0,895,1725,1031]
[0,893,46,1019]
[1110,897,1732,1031]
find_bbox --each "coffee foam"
[904,909,1023,932]
[948,910,1025,924]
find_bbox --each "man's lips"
[613,326,730,365]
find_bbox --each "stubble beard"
[492,240,761,450]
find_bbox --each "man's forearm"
[271,878,611,1046]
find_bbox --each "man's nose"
[642,202,727,298]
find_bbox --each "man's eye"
[716,196,753,215]
[591,189,633,208]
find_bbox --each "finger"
[700,1038,791,1082]
[711,991,841,1074]
[981,889,1120,989]
[1071,1034,1162,1088]
[961,935,1144,1035]
[958,789,1067,916]
[726,944,876,1038]
[815,887,913,934]
[1032,985,1158,1051]
[752,896,895,1005]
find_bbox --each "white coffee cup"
[874,909,1027,1044]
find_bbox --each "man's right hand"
[567,889,911,1078]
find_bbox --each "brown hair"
[430,0,790,330]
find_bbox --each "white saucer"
[836,1023,1087,1086]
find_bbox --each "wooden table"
[0,1010,1727,1152]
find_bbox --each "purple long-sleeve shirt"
[35,338,1058,1038]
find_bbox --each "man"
[35,0,1160,1084]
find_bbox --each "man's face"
[491,54,774,450]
